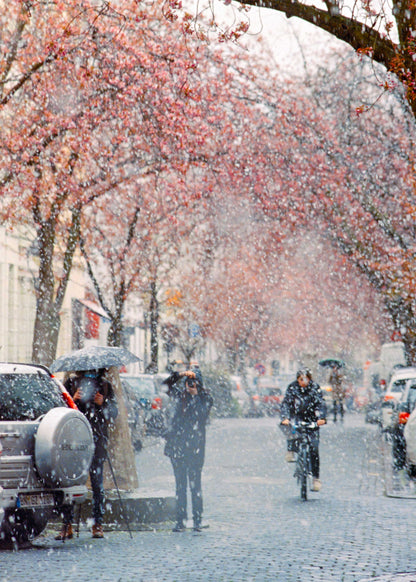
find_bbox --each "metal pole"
[105,449,133,539]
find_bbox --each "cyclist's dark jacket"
[280,380,327,427]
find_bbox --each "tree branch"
[241,0,397,67]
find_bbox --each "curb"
[50,489,176,531]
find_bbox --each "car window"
[391,379,407,392]
[407,383,416,412]
[0,372,65,421]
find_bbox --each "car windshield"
[0,372,65,421]
[123,377,155,400]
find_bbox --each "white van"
[379,342,406,386]
[381,367,416,431]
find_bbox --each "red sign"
[255,363,266,375]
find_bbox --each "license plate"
[18,493,55,508]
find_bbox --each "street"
[2,413,416,582]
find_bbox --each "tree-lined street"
[2,414,416,581]
[1,1,416,579]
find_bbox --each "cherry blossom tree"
[194,0,416,118]
[303,53,416,362]
[0,0,233,364]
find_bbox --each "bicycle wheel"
[299,446,308,501]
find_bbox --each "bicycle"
[292,421,318,501]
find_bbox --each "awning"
[75,298,109,319]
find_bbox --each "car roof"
[120,373,153,378]
[390,367,416,380]
[0,362,51,375]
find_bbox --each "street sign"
[254,363,266,375]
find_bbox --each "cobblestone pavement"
[2,414,416,582]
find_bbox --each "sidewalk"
[359,575,416,581]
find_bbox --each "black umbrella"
[50,345,141,373]
[319,358,345,369]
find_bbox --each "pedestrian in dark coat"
[328,365,345,422]
[55,368,118,540]
[280,369,326,491]
[163,369,213,532]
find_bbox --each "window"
[392,379,407,393]
[123,377,156,400]
[0,372,65,421]
[407,383,416,412]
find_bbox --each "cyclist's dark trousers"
[171,456,203,523]
[287,431,320,478]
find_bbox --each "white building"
[0,225,114,363]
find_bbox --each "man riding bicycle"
[281,369,327,491]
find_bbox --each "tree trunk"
[107,312,124,347]
[103,367,139,490]
[146,280,159,373]
[32,207,81,366]
[384,295,416,366]
[107,291,125,347]
[399,324,416,366]
[32,300,61,367]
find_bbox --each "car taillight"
[252,395,259,400]
[384,394,395,401]
[152,397,162,410]
[61,389,78,410]
[399,412,410,424]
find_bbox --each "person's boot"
[55,523,73,541]
[172,520,186,532]
[312,478,322,492]
[193,518,202,532]
[92,524,104,538]
[285,451,295,462]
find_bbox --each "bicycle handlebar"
[292,421,318,430]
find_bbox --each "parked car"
[256,387,283,417]
[353,386,371,410]
[120,374,167,440]
[230,375,251,417]
[121,379,146,451]
[250,377,283,417]
[321,384,333,407]
[365,399,383,425]
[381,367,416,432]
[403,402,416,473]
[387,378,416,473]
[153,373,170,395]
[0,363,94,544]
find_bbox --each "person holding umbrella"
[328,364,346,422]
[163,368,213,532]
[318,358,346,423]
[55,368,118,540]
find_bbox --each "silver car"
[0,363,94,545]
